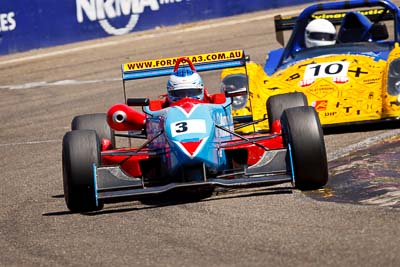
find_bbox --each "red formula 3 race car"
[62,50,328,212]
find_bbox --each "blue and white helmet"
[167,67,204,103]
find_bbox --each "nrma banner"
[0,0,317,55]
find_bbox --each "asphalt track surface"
[1,2,399,267]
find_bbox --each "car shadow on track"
[43,186,293,216]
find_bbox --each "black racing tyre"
[71,113,115,148]
[281,106,328,190]
[62,130,103,212]
[266,92,308,129]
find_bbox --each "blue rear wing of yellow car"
[122,50,246,81]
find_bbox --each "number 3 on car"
[170,119,206,137]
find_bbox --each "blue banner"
[0,0,317,55]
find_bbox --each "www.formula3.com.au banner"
[0,0,317,55]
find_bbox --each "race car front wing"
[94,148,293,204]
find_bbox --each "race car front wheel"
[62,130,103,212]
[71,113,115,149]
[281,106,328,190]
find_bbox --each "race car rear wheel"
[62,130,103,212]
[71,113,115,148]
[266,92,308,130]
[281,106,328,190]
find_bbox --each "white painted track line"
[327,129,400,161]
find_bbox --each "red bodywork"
[102,97,284,177]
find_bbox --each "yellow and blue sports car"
[221,0,400,133]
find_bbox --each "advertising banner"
[0,0,317,55]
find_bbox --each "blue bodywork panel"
[144,100,234,176]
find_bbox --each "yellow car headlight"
[388,58,400,95]
[220,74,248,110]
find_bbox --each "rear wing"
[122,50,246,81]
[274,7,395,46]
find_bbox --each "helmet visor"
[307,32,336,41]
[169,88,203,99]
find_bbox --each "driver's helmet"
[305,19,336,48]
[167,67,204,103]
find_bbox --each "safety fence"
[0,0,317,55]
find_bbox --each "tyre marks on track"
[310,135,400,208]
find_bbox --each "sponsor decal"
[324,111,337,116]
[313,100,328,111]
[363,78,380,84]
[308,86,335,98]
[332,76,349,84]
[299,78,315,87]
[123,50,244,71]
[286,73,300,81]
[348,67,368,77]
[343,106,353,113]
[311,8,387,20]
[76,0,183,35]
[0,12,16,32]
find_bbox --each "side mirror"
[127,98,150,106]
